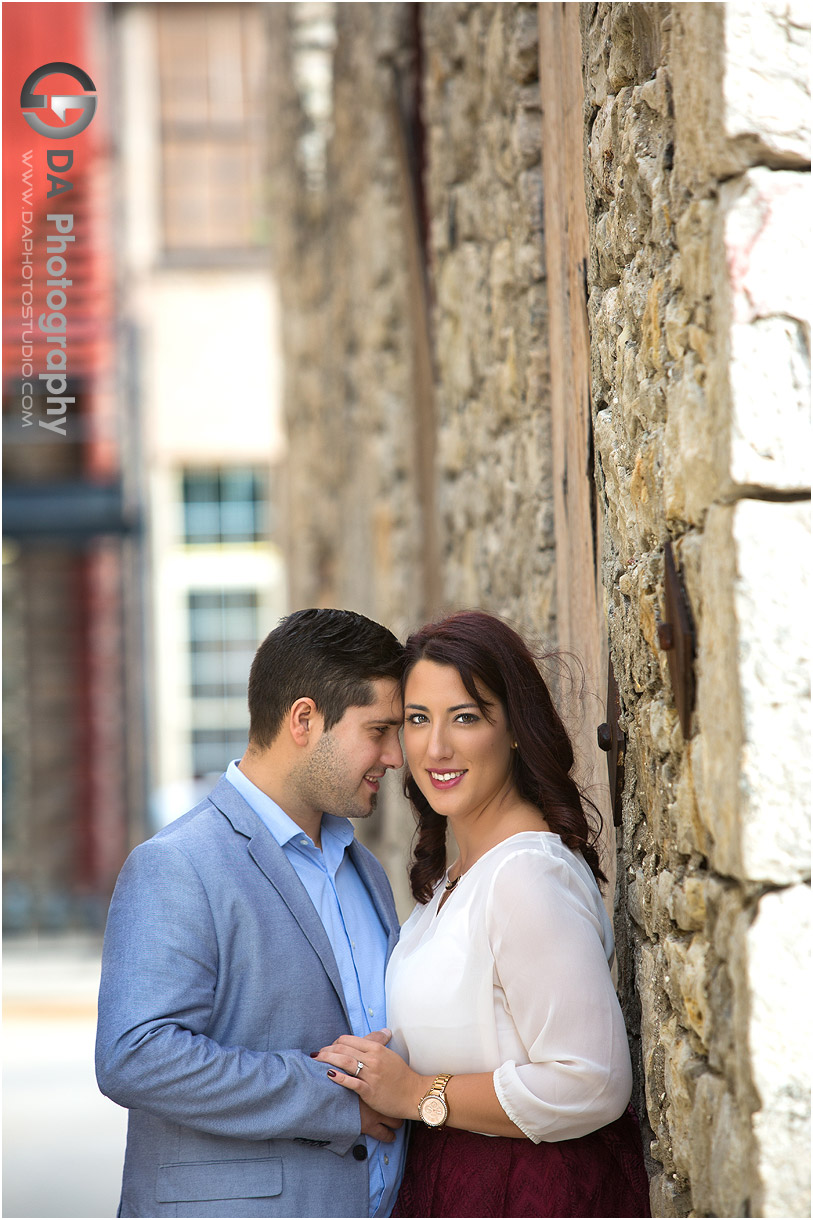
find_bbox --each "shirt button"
[368,1007,374,1017]
[384,1155,389,1165]
[352,1144,368,1161]
[300,839,308,846]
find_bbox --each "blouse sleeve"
[486,847,632,1143]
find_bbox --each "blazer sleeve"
[95,837,362,1151]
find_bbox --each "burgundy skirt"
[392,1105,651,1218]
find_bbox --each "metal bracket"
[657,540,696,739]
[597,658,626,827]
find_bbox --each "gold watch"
[417,1073,453,1128]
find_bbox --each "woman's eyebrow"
[404,702,479,712]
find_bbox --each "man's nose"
[382,735,404,769]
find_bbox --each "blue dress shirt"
[226,761,405,1218]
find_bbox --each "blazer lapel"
[208,777,352,1026]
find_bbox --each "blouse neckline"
[434,829,562,916]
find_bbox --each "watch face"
[420,1095,448,1126]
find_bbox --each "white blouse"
[386,832,633,1143]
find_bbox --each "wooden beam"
[538,4,614,889]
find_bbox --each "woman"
[316,611,650,1217]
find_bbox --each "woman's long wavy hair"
[403,610,606,903]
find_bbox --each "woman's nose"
[427,724,452,760]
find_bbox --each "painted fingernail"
[327,1069,337,1078]
[309,1052,319,1058]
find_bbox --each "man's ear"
[289,697,319,747]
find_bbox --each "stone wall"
[266,3,810,1213]
[581,4,810,1215]
[267,2,558,911]
[266,3,427,642]
[266,2,431,907]
[422,3,556,633]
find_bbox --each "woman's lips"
[427,769,466,790]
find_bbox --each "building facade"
[113,2,287,826]
[2,4,145,929]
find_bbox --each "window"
[182,468,266,545]
[157,4,270,253]
[188,590,258,698]
[187,589,257,777]
[191,728,250,779]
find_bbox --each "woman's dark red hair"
[402,610,606,903]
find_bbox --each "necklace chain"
[443,872,462,892]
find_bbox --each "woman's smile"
[427,769,467,789]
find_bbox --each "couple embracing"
[96,608,650,1219]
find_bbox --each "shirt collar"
[225,759,355,852]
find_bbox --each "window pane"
[191,729,248,779]
[219,501,256,541]
[185,502,222,543]
[190,649,225,695]
[181,467,266,544]
[187,590,257,736]
[158,6,269,252]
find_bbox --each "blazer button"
[352,1144,368,1161]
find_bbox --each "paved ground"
[3,935,128,1219]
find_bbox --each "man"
[96,608,407,1218]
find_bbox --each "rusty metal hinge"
[597,658,626,827]
[657,540,696,739]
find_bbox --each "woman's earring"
[511,740,518,750]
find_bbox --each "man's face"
[293,678,404,820]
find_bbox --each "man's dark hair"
[248,608,404,748]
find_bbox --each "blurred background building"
[3,2,286,934]
[113,3,286,826]
[3,3,142,933]
[2,4,810,1219]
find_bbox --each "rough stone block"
[708,1083,752,1217]
[747,885,812,1218]
[663,358,721,526]
[728,316,810,491]
[723,1,811,168]
[648,1171,691,1218]
[670,741,711,859]
[664,933,711,1048]
[688,1068,720,1203]
[722,168,809,326]
[664,1035,707,1178]
[670,875,706,933]
[732,501,811,883]
[697,501,810,884]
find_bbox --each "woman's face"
[403,658,515,821]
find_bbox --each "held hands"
[358,1099,402,1144]
[314,1029,431,1125]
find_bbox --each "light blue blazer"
[96,775,400,1218]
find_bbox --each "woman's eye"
[455,713,479,724]
[405,713,428,726]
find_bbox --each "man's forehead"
[360,677,402,719]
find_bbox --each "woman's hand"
[314,1030,431,1121]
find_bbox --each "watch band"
[426,1073,452,1100]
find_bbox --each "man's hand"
[358,1099,403,1143]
